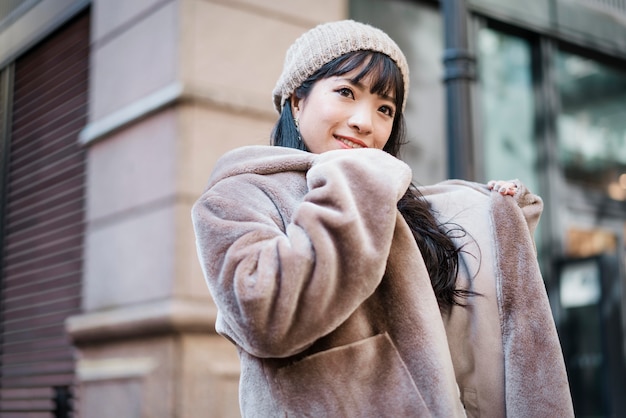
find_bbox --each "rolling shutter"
[0,10,89,416]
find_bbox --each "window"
[477,28,539,193]
[556,50,626,200]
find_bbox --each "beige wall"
[66,0,348,416]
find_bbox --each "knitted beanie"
[272,20,410,113]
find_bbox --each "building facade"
[0,0,624,416]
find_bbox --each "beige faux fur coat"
[192,145,573,417]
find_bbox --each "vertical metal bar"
[441,0,476,180]
[0,66,14,213]
[469,15,487,182]
[534,37,564,320]
[0,63,14,399]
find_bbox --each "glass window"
[477,28,539,193]
[556,51,626,201]
[351,0,446,185]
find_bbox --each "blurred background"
[0,0,624,416]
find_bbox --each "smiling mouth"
[336,136,366,149]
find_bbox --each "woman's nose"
[348,107,373,134]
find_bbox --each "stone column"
[65,0,346,416]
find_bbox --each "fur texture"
[421,180,574,417]
[192,146,573,417]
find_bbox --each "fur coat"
[191,145,573,417]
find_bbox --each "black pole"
[441,0,476,180]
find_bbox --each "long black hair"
[271,51,473,310]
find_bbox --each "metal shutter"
[0,9,89,416]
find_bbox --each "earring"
[294,117,302,143]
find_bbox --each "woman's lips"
[335,135,367,149]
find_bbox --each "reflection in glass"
[556,52,626,200]
[560,259,601,308]
[477,29,538,193]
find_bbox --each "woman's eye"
[379,105,395,117]
[337,87,354,98]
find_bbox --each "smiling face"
[288,52,403,154]
[291,69,396,153]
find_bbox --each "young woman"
[192,20,573,417]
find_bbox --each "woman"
[192,20,573,417]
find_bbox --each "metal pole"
[441,0,476,180]
[0,64,14,402]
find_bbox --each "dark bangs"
[310,50,404,110]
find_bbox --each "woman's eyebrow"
[338,77,365,89]
[341,78,396,102]
[378,92,395,103]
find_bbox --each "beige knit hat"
[272,20,410,114]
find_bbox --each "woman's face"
[291,67,397,154]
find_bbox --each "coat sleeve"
[191,148,412,358]
[491,184,575,417]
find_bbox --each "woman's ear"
[290,95,301,118]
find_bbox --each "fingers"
[487,180,518,196]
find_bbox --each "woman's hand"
[487,180,518,196]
